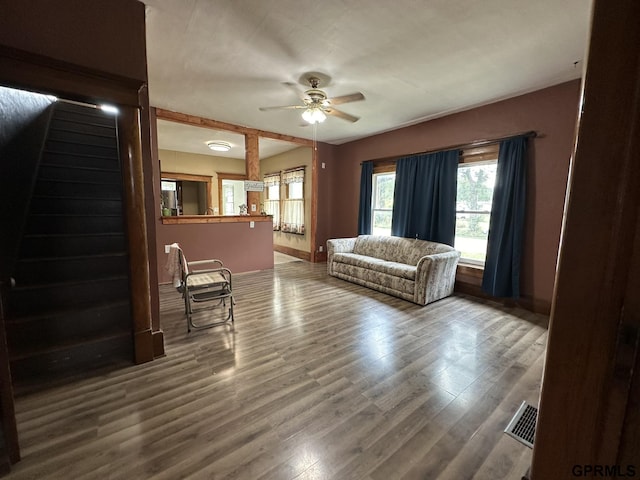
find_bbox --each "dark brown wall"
[314,142,338,261]
[0,0,147,83]
[327,80,581,310]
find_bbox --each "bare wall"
[328,80,581,309]
[314,143,338,260]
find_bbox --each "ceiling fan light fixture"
[206,141,232,152]
[302,107,326,124]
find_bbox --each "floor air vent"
[504,401,537,448]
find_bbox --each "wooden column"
[531,0,640,477]
[245,132,261,215]
[0,279,19,472]
[118,106,155,364]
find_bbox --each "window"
[263,172,281,230]
[371,172,396,236]
[281,167,305,235]
[223,184,235,215]
[362,147,499,265]
[221,179,246,215]
[454,160,497,264]
[288,182,303,199]
[217,173,247,216]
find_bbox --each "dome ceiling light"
[206,141,232,152]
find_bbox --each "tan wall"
[158,149,246,213]
[260,147,313,253]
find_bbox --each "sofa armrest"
[326,237,357,275]
[414,250,461,305]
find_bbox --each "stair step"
[33,178,122,198]
[38,163,122,184]
[29,195,123,215]
[42,150,120,170]
[9,330,131,361]
[49,118,115,137]
[5,298,130,325]
[8,275,130,316]
[45,139,118,158]
[47,127,118,148]
[25,213,125,234]
[14,253,129,284]
[20,233,127,258]
[54,102,115,123]
[7,314,131,361]
[9,332,133,386]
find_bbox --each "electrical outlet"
[321,162,326,169]
[250,221,255,228]
[251,204,257,212]
[319,245,323,252]
[165,245,171,254]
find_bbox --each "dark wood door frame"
[0,279,19,471]
[531,0,640,477]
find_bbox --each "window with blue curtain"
[391,149,459,245]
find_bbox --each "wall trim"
[274,244,311,261]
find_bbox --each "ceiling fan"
[259,75,365,124]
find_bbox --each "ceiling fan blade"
[325,107,360,123]
[259,105,307,111]
[327,92,365,105]
[283,82,310,102]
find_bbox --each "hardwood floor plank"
[5,262,547,479]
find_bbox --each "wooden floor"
[6,261,548,480]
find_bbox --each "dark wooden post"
[118,106,155,364]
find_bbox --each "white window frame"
[455,159,498,266]
[371,172,395,236]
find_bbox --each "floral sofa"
[327,235,460,305]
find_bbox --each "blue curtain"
[482,136,528,298]
[357,160,374,235]
[391,149,459,245]
[389,156,417,238]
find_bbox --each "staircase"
[5,101,133,388]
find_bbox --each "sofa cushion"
[352,235,453,266]
[333,253,416,280]
[331,263,415,295]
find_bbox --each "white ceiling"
[144,0,592,149]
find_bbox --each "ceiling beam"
[155,108,313,146]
